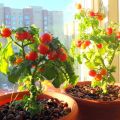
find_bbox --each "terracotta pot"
[0,91,78,120]
[65,81,120,120]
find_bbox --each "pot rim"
[0,91,79,120]
[65,81,120,104]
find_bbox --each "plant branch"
[21,42,25,59]
[109,44,119,66]
[10,36,22,48]
[95,43,107,69]
[24,42,33,47]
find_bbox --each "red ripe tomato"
[106,27,113,35]
[58,53,68,62]
[89,11,95,17]
[25,54,29,60]
[22,31,30,39]
[38,44,49,55]
[76,40,83,48]
[1,28,12,38]
[96,43,103,49]
[15,57,23,64]
[22,31,28,39]
[84,40,91,47]
[100,68,107,76]
[89,70,97,77]
[81,42,87,49]
[26,51,38,61]
[75,3,82,9]
[48,51,58,61]
[89,70,96,77]
[40,33,53,44]
[58,47,66,54]
[15,32,25,41]
[26,32,33,40]
[97,14,104,21]
[95,74,102,81]
[116,32,120,39]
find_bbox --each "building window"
[25,20,30,25]
[12,16,16,21]
[19,21,23,25]
[44,16,47,20]
[5,20,9,25]
[19,16,23,20]
[44,21,47,25]
[5,15,9,19]
[44,26,48,30]
[12,21,16,25]
[24,16,30,20]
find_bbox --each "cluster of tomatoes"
[89,68,107,81]
[106,27,120,39]
[15,33,68,64]
[76,40,103,49]
[76,40,91,49]
[25,33,68,62]
[15,31,34,42]
[0,27,68,66]
[75,3,104,21]
[76,27,120,50]
[89,11,104,21]
[0,27,34,42]
[38,33,68,62]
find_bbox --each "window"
[44,16,47,20]
[12,21,16,25]
[25,20,30,25]
[44,21,47,25]
[44,26,48,30]
[5,15,9,19]
[24,16,30,20]
[12,16,16,20]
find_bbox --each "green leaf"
[107,74,115,84]
[76,55,82,64]
[8,66,21,83]
[52,72,65,88]
[109,66,116,72]
[75,13,81,19]
[85,61,96,69]
[7,61,29,83]
[91,79,101,87]
[101,81,107,93]
[99,47,106,54]
[4,42,14,60]
[0,42,2,50]
[0,59,8,74]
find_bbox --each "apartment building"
[0,4,64,41]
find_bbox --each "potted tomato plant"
[65,3,120,120]
[0,25,78,120]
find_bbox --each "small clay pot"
[0,91,78,120]
[65,81,120,120]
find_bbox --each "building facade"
[0,4,64,41]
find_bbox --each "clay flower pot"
[0,91,78,120]
[65,81,120,120]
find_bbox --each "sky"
[0,0,72,11]
[0,0,80,23]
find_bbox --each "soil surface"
[0,98,71,120]
[66,84,120,101]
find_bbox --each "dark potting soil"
[0,98,71,120]
[66,84,120,101]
